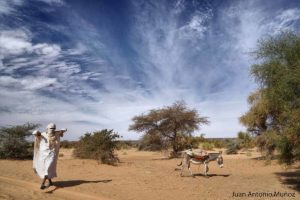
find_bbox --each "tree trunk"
[171,131,179,158]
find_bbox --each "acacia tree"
[129,101,209,156]
[240,32,300,164]
[240,90,269,135]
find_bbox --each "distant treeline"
[0,122,250,164]
[60,137,237,150]
[205,138,236,141]
[60,140,139,149]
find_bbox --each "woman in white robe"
[33,123,67,189]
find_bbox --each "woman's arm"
[56,129,67,137]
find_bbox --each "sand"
[0,148,299,200]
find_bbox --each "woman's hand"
[32,130,41,138]
[57,129,67,137]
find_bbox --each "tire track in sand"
[0,176,111,200]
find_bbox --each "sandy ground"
[0,148,299,200]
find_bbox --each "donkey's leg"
[180,163,185,177]
[204,163,209,176]
[188,162,194,177]
[188,167,194,176]
[180,159,187,177]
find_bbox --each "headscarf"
[46,123,58,150]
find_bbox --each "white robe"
[33,132,61,179]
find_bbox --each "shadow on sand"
[250,155,280,161]
[177,173,230,178]
[275,169,300,192]
[192,173,231,178]
[45,179,112,193]
[151,157,172,161]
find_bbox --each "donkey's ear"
[219,151,223,154]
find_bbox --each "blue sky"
[1,0,300,140]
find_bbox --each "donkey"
[177,150,223,177]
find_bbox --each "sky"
[1,0,300,140]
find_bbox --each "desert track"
[0,175,110,200]
[0,149,299,200]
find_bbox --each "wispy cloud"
[38,0,64,5]
[0,0,299,140]
[0,0,23,15]
[269,8,300,33]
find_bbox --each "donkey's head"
[216,151,224,168]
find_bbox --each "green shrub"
[255,131,278,160]
[60,140,78,148]
[138,133,165,151]
[138,132,203,153]
[277,136,295,165]
[211,140,226,148]
[73,129,120,165]
[188,136,202,149]
[175,135,199,152]
[237,131,254,149]
[201,142,214,150]
[226,141,240,154]
[0,123,38,159]
[117,140,138,150]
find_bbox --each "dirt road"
[0,149,299,200]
